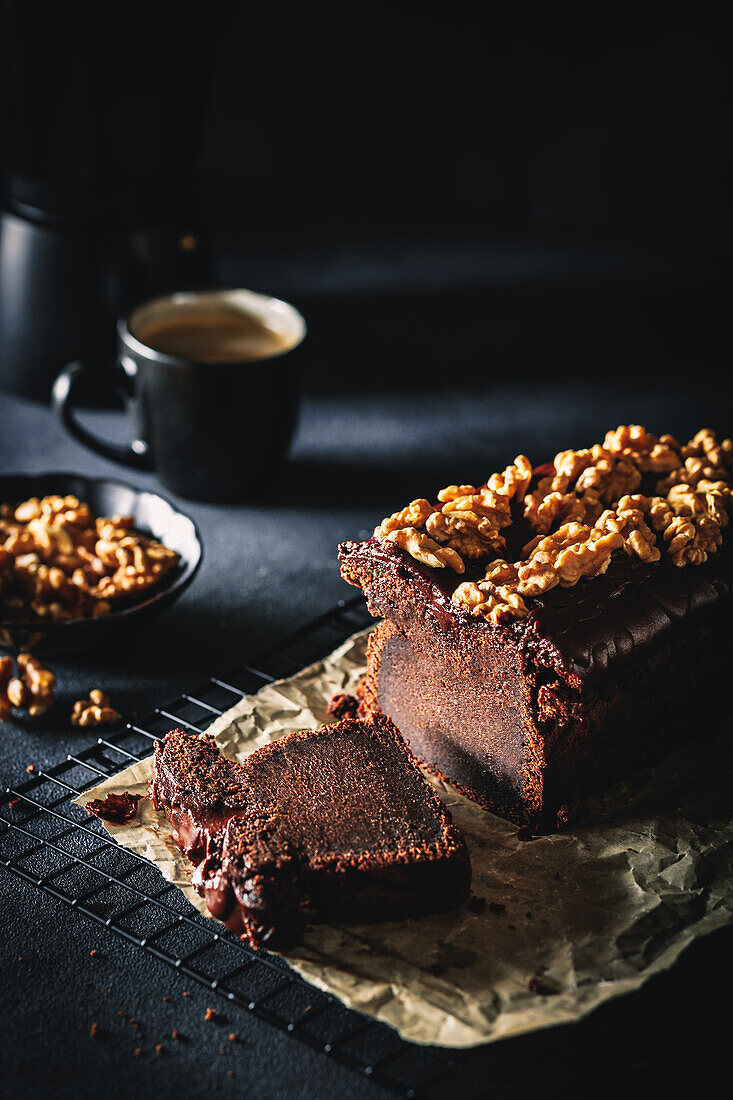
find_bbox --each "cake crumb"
[228,1033,236,1042]
[205,1008,216,1022]
[26,764,35,773]
[327,692,359,720]
[172,1030,180,1040]
[90,949,97,956]
[155,1043,164,1055]
[8,797,20,809]
[134,1048,142,1058]
[90,1023,99,1037]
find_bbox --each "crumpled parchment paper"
[77,627,733,1048]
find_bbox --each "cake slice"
[149,716,471,948]
[339,425,733,831]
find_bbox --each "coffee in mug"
[53,289,307,502]
[135,305,296,363]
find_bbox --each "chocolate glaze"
[339,537,732,691]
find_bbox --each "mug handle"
[52,360,153,470]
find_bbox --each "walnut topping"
[452,580,529,623]
[574,448,642,502]
[373,499,435,541]
[71,689,121,727]
[370,424,731,620]
[523,489,587,535]
[425,511,505,560]
[667,484,730,527]
[663,513,723,567]
[518,522,623,593]
[553,449,594,483]
[656,430,733,494]
[383,527,465,572]
[437,485,478,503]
[486,455,533,501]
[680,428,733,469]
[603,425,680,472]
[439,489,513,530]
[616,493,674,532]
[596,506,660,563]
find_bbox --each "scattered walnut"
[0,653,57,718]
[71,690,121,727]
[373,499,435,542]
[383,527,465,572]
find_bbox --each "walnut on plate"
[1,494,179,624]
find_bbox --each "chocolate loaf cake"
[150,717,471,948]
[339,426,732,831]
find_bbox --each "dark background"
[1,4,730,394]
[1,6,731,1099]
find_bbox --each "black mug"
[52,289,306,502]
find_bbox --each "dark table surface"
[1,285,731,1099]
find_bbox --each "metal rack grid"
[0,597,484,1099]
[2,595,731,1098]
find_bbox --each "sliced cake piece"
[149,716,471,949]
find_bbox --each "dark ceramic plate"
[0,473,202,655]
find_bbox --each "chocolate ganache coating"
[339,536,732,692]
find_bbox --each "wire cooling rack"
[2,595,731,1097]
